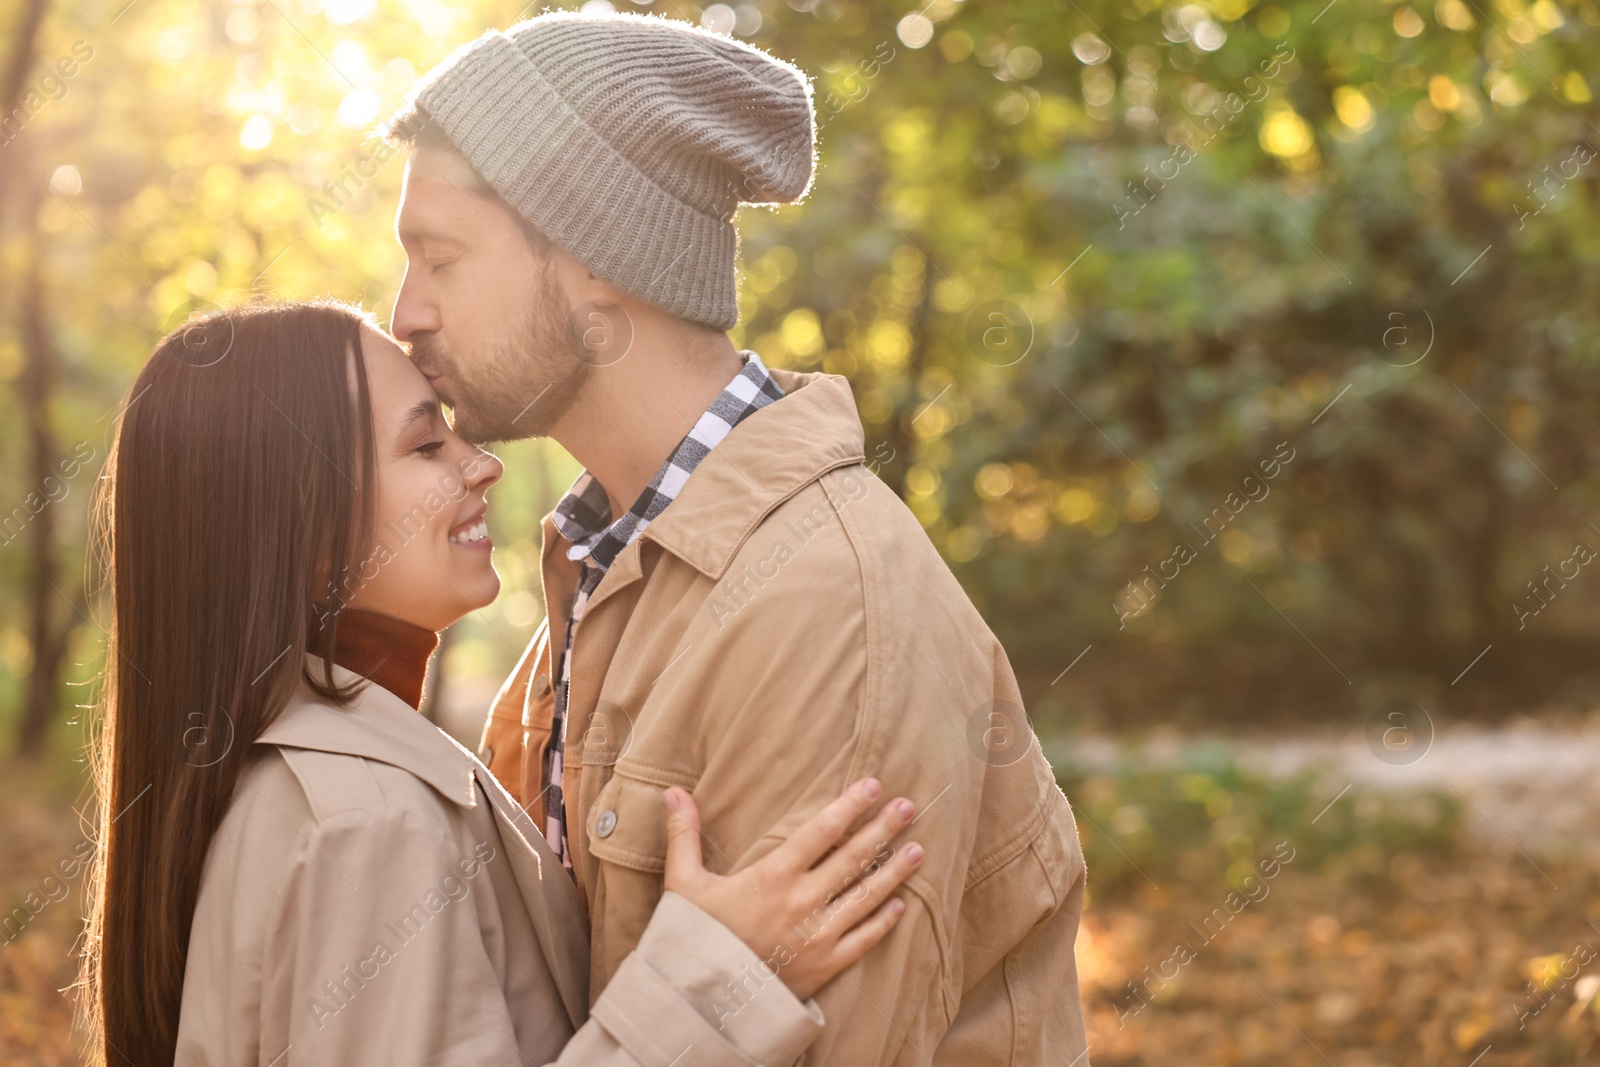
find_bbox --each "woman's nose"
[461,447,503,491]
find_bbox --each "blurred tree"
[0,0,1595,750]
[733,0,1599,722]
[1,0,81,754]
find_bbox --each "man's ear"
[571,263,627,307]
[548,244,609,295]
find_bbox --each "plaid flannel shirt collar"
[550,351,784,575]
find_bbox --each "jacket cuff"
[590,891,824,1067]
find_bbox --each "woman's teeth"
[449,520,489,545]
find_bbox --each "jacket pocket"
[586,768,672,875]
[941,792,1088,1063]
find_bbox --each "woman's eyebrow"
[398,400,440,434]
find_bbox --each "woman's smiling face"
[340,327,504,632]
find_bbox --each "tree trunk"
[881,247,935,500]
[16,243,69,753]
[0,0,51,218]
[4,0,69,751]
[1462,448,1509,653]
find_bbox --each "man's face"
[391,143,591,444]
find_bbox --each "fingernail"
[906,843,924,865]
[896,799,914,819]
[890,898,906,916]
[862,778,881,799]
[664,787,680,806]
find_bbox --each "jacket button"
[532,674,552,699]
[595,809,618,838]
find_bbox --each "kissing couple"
[79,10,1089,1066]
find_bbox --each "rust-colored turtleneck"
[309,608,440,710]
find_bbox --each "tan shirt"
[480,368,1090,1065]
[175,662,825,1066]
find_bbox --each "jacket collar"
[635,368,866,579]
[255,658,479,808]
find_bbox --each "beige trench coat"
[480,367,1090,1066]
[175,661,824,1066]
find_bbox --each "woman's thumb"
[662,787,705,889]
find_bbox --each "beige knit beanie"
[403,11,817,332]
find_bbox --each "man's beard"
[411,273,594,445]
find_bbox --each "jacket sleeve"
[258,808,822,1067]
[573,892,826,1066]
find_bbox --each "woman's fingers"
[820,834,923,937]
[828,897,909,972]
[771,778,882,874]
[660,779,922,1002]
[662,787,708,891]
[808,792,916,894]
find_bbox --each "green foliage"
[1,0,1597,739]
[1057,745,1464,896]
[742,0,1600,704]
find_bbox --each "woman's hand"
[663,778,922,1002]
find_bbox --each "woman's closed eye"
[415,439,446,459]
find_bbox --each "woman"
[80,300,923,1065]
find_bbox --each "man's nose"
[391,268,440,345]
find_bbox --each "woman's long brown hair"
[79,300,380,1065]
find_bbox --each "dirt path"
[1053,714,1600,854]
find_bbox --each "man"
[386,11,1088,1064]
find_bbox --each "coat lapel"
[472,762,592,1031]
[258,661,591,1032]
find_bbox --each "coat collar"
[633,368,866,580]
[256,658,479,809]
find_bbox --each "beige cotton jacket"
[174,661,826,1066]
[479,367,1090,1066]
